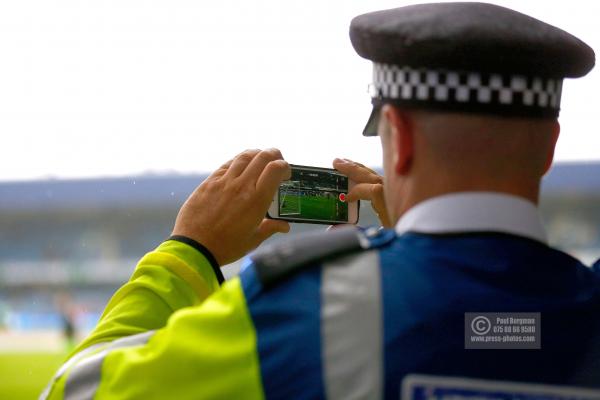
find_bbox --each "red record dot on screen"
[339,193,346,202]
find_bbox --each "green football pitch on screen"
[278,168,348,222]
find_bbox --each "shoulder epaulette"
[251,225,396,288]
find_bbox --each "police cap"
[350,2,595,136]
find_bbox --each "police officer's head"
[350,2,594,222]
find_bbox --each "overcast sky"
[1,0,598,181]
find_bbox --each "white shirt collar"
[395,192,547,244]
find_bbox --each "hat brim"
[362,105,380,136]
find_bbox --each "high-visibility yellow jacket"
[43,239,267,399]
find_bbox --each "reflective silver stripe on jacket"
[40,330,156,400]
[63,330,156,400]
[321,250,383,400]
[39,342,108,400]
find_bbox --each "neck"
[393,175,541,222]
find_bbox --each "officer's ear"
[542,120,560,176]
[382,105,414,176]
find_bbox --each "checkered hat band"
[371,63,563,111]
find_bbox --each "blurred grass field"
[0,351,67,399]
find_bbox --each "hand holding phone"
[172,149,291,265]
[332,158,392,228]
[267,165,359,225]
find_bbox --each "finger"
[343,158,379,176]
[346,182,383,202]
[225,149,261,178]
[253,218,290,246]
[371,193,393,228]
[256,159,291,202]
[333,158,382,184]
[241,148,284,185]
[347,183,392,228]
[212,157,235,178]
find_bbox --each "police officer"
[43,3,599,399]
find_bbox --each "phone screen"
[278,166,349,222]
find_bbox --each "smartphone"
[267,164,359,225]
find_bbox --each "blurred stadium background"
[1,161,600,398]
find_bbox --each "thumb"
[254,218,291,245]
